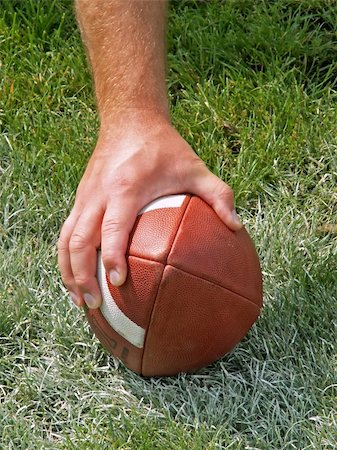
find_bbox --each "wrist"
[99,107,171,137]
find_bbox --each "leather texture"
[106,256,163,329]
[87,307,143,373]
[128,195,190,263]
[87,194,263,377]
[142,265,260,376]
[168,196,262,306]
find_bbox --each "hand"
[57,111,242,309]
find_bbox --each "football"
[86,194,263,377]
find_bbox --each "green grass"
[1,0,336,448]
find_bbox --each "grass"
[0,0,336,448]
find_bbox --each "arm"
[76,0,169,123]
[58,0,242,309]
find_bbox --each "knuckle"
[61,275,74,289]
[110,173,135,193]
[113,174,131,188]
[102,217,123,236]
[69,232,88,253]
[73,274,91,288]
[177,158,204,187]
[101,251,120,268]
[57,223,72,252]
[217,183,234,201]
[57,235,69,252]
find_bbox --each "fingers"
[188,169,243,231]
[58,212,85,307]
[58,198,140,310]
[100,198,139,287]
[58,207,103,309]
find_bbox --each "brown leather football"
[86,194,263,377]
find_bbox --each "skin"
[58,0,242,309]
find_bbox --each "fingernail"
[109,269,123,287]
[231,210,242,227]
[69,291,80,306]
[83,293,99,309]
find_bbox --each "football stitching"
[140,195,192,374]
[166,264,262,309]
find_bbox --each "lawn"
[0,0,336,448]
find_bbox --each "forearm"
[60,1,241,310]
[75,0,169,126]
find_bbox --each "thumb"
[101,198,139,287]
[189,170,243,231]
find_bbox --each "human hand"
[58,111,242,309]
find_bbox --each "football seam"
[166,194,192,267]
[123,253,261,312]
[166,264,262,310]
[140,264,261,376]
[140,195,192,374]
[166,195,262,308]
[127,194,191,264]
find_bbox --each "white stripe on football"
[138,194,186,215]
[97,195,187,348]
[97,253,145,349]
